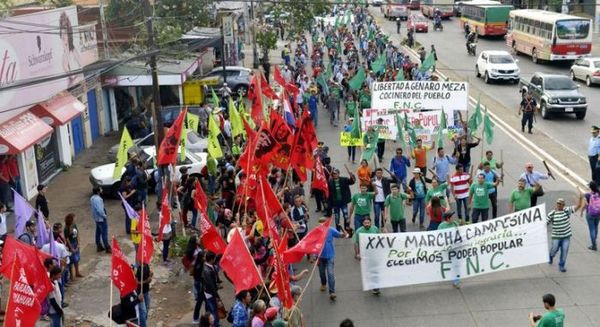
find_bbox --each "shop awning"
[30,94,85,127]
[0,111,53,155]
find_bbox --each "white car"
[570,57,600,87]
[106,131,208,162]
[371,0,383,6]
[90,146,207,197]
[475,50,520,84]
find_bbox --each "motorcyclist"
[466,31,477,54]
[433,10,442,29]
[464,22,471,38]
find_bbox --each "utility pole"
[220,17,228,85]
[250,0,259,69]
[141,0,164,147]
[99,0,109,58]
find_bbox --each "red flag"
[111,238,138,296]
[290,113,318,182]
[272,236,293,309]
[312,157,329,198]
[0,236,53,303]
[199,210,227,255]
[248,74,264,125]
[283,219,331,264]
[220,229,263,294]
[260,74,279,100]
[255,175,294,235]
[194,180,208,212]
[157,190,171,242]
[269,111,294,169]
[273,66,286,88]
[136,207,154,264]
[157,108,187,165]
[4,258,41,327]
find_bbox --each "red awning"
[30,94,85,127]
[0,111,53,155]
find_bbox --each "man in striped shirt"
[449,164,471,224]
[548,194,584,272]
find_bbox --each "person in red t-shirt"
[426,196,449,230]
[0,156,11,208]
[7,155,20,196]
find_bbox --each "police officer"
[396,17,401,34]
[519,90,537,134]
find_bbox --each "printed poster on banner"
[371,81,469,114]
[361,109,452,143]
[359,205,549,290]
[339,132,364,146]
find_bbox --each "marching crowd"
[2,3,600,327]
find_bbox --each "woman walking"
[584,181,600,251]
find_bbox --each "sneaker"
[453,279,461,289]
[549,255,553,265]
[192,319,200,324]
[320,285,326,292]
[330,293,337,301]
[588,245,597,251]
[559,267,567,273]
[105,247,112,254]
[371,289,381,295]
[96,246,105,252]
[63,302,69,308]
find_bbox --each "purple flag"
[49,229,60,267]
[13,189,34,236]
[36,211,48,248]
[119,193,139,220]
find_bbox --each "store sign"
[34,133,60,183]
[222,16,234,44]
[359,205,549,290]
[370,81,469,114]
[0,6,99,113]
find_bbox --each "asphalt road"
[369,7,599,162]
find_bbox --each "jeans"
[471,208,489,223]
[373,201,385,228]
[95,221,109,249]
[521,112,534,132]
[427,221,440,231]
[376,142,385,162]
[205,296,220,326]
[330,106,339,125]
[193,281,205,320]
[162,238,171,261]
[412,197,426,225]
[455,198,469,221]
[347,146,356,162]
[549,238,570,269]
[49,313,62,327]
[0,181,9,208]
[10,176,22,196]
[314,189,326,211]
[137,189,148,206]
[354,214,369,232]
[310,109,318,127]
[586,214,600,248]
[589,155,598,181]
[489,192,498,218]
[391,220,407,232]
[331,203,349,229]
[124,208,132,234]
[137,293,149,327]
[394,176,408,192]
[318,257,336,294]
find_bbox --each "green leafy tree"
[270,0,330,39]
[0,0,14,18]
[41,0,73,7]
[256,29,278,63]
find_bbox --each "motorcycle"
[467,42,477,56]
[433,19,443,31]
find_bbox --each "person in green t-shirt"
[353,216,379,258]
[480,150,504,171]
[349,185,375,231]
[384,184,413,232]
[468,173,500,223]
[425,178,448,207]
[528,294,565,327]
[437,211,461,288]
[509,178,540,213]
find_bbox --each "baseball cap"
[413,168,421,174]
[592,125,599,132]
[442,211,455,219]
[556,198,565,205]
[265,307,279,320]
[25,220,35,228]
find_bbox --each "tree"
[256,29,278,63]
[269,0,330,39]
[0,0,13,18]
[41,0,74,7]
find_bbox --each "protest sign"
[359,205,549,290]
[340,132,363,146]
[361,109,448,142]
[371,81,469,114]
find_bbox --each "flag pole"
[109,273,113,327]
[240,229,271,302]
[4,260,16,321]
[479,108,486,164]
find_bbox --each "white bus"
[421,0,454,18]
[506,9,592,63]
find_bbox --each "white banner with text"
[359,205,549,290]
[371,81,469,113]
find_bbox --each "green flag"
[187,113,200,132]
[228,98,244,137]
[344,10,352,25]
[207,113,223,159]
[113,128,134,180]
[324,63,333,80]
[350,103,361,139]
[349,68,366,91]
[404,112,417,148]
[420,52,436,72]
[436,111,447,147]
[179,125,187,161]
[316,74,329,96]
[211,89,220,108]
[371,54,386,75]
[395,113,406,148]
[483,109,494,144]
[367,28,374,41]
[468,96,483,135]
[325,36,333,48]
[395,69,405,81]
[361,129,379,161]
[334,15,340,28]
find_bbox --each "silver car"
[570,57,600,87]
[198,66,252,96]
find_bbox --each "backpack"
[589,193,600,216]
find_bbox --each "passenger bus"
[421,0,454,18]
[459,0,513,36]
[506,9,592,63]
[382,0,411,20]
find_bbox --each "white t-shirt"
[48,280,62,314]
[374,179,385,202]
[0,212,6,235]
[42,241,71,265]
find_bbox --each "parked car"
[91,146,207,197]
[407,14,429,32]
[106,131,208,162]
[409,0,421,10]
[371,0,384,6]
[475,50,520,84]
[197,66,251,97]
[570,57,600,87]
[519,72,587,120]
